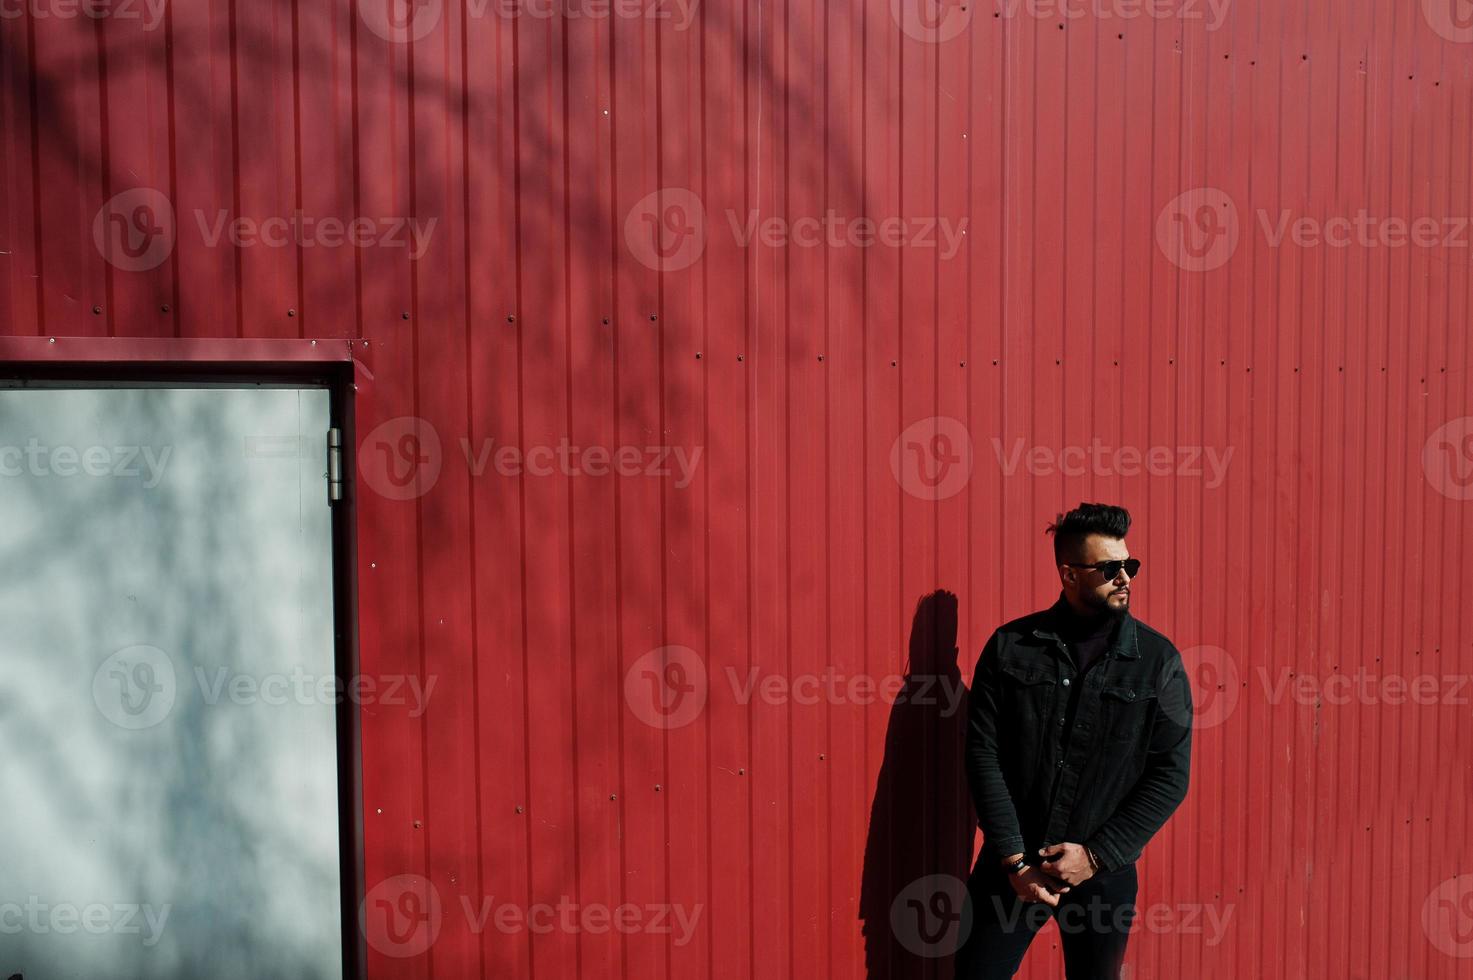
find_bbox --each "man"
[955,503,1193,979]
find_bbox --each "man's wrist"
[1083,839,1114,873]
[1001,853,1028,875]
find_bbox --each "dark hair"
[1045,503,1131,565]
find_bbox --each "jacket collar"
[1031,591,1140,660]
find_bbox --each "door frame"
[0,335,367,980]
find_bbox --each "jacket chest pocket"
[1099,684,1159,743]
[999,660,1059,729]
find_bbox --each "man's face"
[1061,534,1133,614]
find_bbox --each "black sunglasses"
[1066,558,1141,580]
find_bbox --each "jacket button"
[1062,678,1071,687]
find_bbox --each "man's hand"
[1002,853,1068,906]
[1038,842,1097,887]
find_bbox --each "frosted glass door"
[0,386,344,980]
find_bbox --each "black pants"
[953,857,1138,980]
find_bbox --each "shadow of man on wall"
[859,589,978,979]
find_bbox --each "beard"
[1083,588,1129,617]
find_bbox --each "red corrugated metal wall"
[4,0,1473,976]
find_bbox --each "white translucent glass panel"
[0,386,343,980]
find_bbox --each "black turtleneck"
[1057,598,1121,677]
[1052,597,1125,744]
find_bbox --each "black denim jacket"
[965,593,1193,873]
